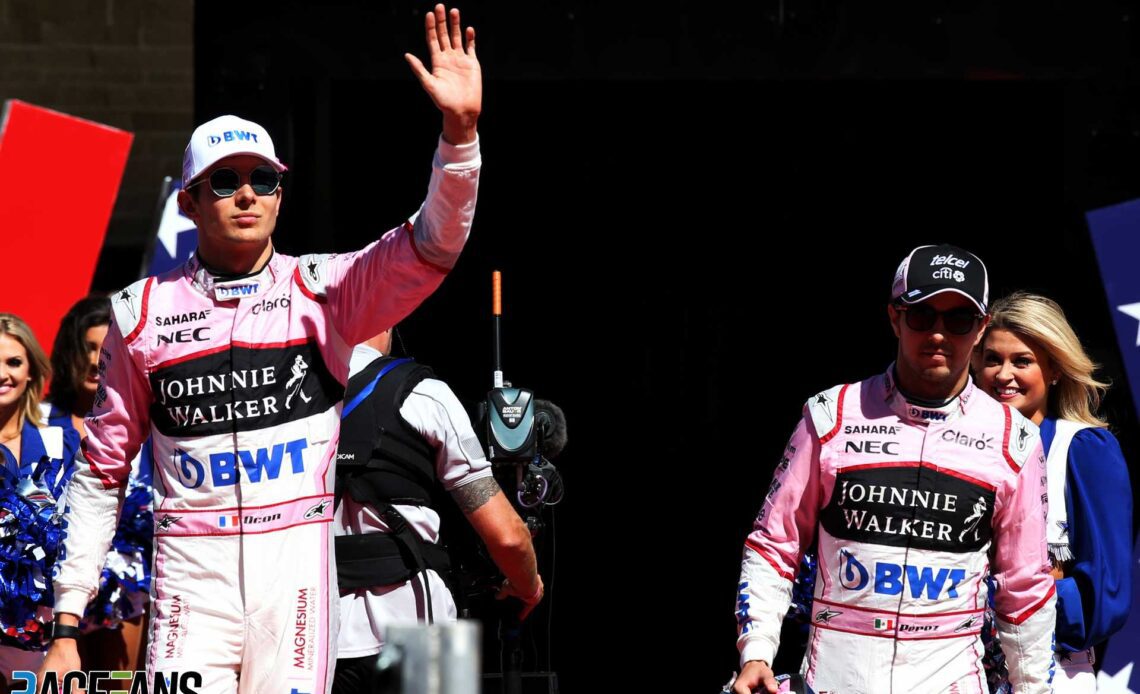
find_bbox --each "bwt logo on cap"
[208,130,261,147]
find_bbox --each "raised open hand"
[406,4,481,145]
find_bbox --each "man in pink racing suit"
[38,6,482,693]
[733,244,1057,694]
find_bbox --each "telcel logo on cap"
[928,253,971,268]
[207,130,261,147]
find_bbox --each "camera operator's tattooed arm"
[450,477,544,618]
[451,477,500,513]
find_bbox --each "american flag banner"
[1086,199,1140,693]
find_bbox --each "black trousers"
[332,654,383,694]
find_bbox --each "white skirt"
[1054,649,1096,693]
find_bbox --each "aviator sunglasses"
[187,164,282,197]
[894,303,982,335]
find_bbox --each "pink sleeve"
[737,413,822,666]
[319,138,480,347]
[745,415,822,577]
[991,438,1053,619]
[320,229,450,348]
[991,434,1058,692]
[82,309,153,489]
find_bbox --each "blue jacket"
[1041,417,1134,652]
[0,417,80,498]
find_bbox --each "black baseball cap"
[891,244,989,314]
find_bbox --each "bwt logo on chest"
[175,438,308,488]
[208,130,260,146]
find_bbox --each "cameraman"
[332,329,543,694]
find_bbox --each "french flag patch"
[218,514,240,528]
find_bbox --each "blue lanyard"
[341,358,414,419]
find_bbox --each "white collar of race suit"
[882,364,976,424]
[184,251,285,302]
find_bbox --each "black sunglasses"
[187,165,282,197]
[895,304,982,335]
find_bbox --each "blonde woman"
[974,292,1133,691]
[0,314,80,692]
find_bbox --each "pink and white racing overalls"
[736,368,1056,694]
[53,138,480,694]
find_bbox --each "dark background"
[97,2,1140,690]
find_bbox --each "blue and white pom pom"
[0,467,67,651]
[787,551,817,624]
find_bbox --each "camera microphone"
[534,399,567,459]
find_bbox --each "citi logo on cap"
[931,267,967,283]
[207,130,261,147]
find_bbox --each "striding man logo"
[958,496,987,543]
[285,355,313,409]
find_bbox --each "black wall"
[187,3,1140,689]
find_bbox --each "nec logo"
[844,440,899,455]
[839,550,966,600]
[207,130,260,146]
[909,406,949,421]
[174,438,308,488]
[157,327,210,346]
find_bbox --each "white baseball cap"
[181,114,287,188]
